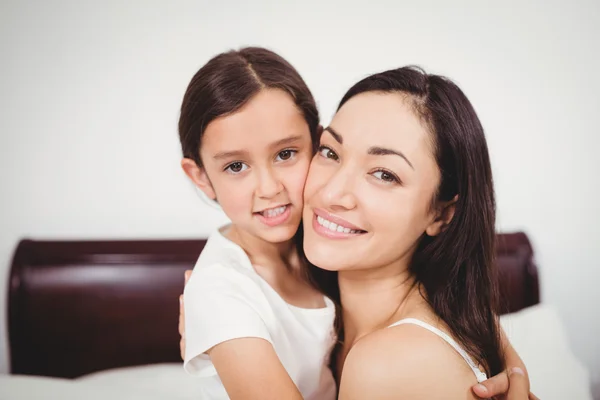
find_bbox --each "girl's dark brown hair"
[178,47,320,165]
[319,66,504,378]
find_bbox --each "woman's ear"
[181,158,216,200]
[425,195,458,236]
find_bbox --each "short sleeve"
[182,264,272,377]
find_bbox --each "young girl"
[178,47,533,400]
[178,47,336,400]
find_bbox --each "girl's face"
[184,89,312,244]
[302,92,450,273]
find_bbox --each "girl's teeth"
[316,215,361,234]
[264,206,286,218]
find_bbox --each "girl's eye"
[372,170,400,184]
[225,162,248,174]
[318,145,339,161]
[275,149,297,161]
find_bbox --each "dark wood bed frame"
[7,232,540,379]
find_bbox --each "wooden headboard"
[8,232,539,379]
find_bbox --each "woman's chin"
[304,242,345,272]
[308,258,340,272]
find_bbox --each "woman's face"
[302,92,444,273]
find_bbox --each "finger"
[184,270,192,285]
[180,294,185,321]
[472,370,509,398]
[180,337,186,360]
[529,392,540,400]
[178,295,185,336]
[507,367,529,400]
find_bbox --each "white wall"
[1,0,599,391]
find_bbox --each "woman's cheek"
[303,161,322,203]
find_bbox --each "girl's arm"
[208,338,303,399]
[179,270,303,400]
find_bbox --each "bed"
[1,232,592,399]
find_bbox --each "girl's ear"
[181,158,216,200]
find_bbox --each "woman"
[179,64,537,399]
[302,66,530,398]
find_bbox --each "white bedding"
[0,374,159,400]
[0,304,592,400]
[0,365,203,400]
[499,304,593,400]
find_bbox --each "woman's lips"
[311,208,366,239]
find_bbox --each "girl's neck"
[225,224,297,270]
[224,224,324,310]
[339,260,418,347]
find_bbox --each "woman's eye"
[318,145,339,161]
[276,149,297,161]
[372,170,400,183]
[225,162,248,174]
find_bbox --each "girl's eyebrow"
[213,149,248,160]
[213,135,304,160]
[269,134,303,149]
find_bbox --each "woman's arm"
[338,324,540,400]
[338,325,479,400]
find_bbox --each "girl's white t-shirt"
[183,228,337,400]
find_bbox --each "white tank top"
[387,318,488,383]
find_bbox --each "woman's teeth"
[316,215,361,234]
[262,205,287,218]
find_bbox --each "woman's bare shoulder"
[338,323,480,400]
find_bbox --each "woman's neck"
[226,224,297,270]
[339,262,417,347]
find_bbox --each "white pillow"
[77,363,203,400]
[500,304,593,400]
[0,374,151,400]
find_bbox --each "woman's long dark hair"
[309,66,504,378]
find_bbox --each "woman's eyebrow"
[368,146,414,169]
[324,126,343,144]
[325,126,413,169]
